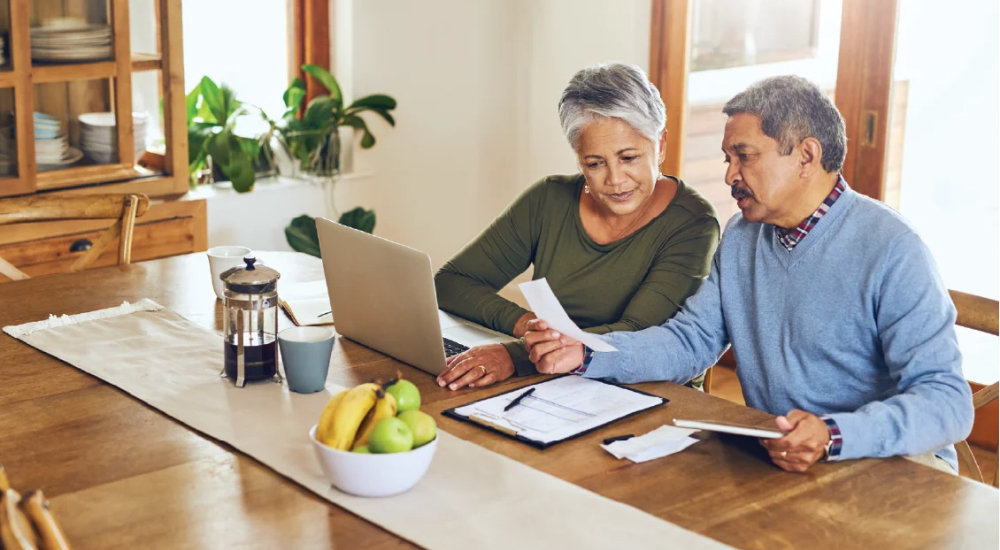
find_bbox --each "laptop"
[315,218,515,375]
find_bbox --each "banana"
[315,390,348,443]
[21,490,72,550]
[1,488,39,550]
[352,391,397,450]
[323,383,381,450]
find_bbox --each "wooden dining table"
[0,251,996,549]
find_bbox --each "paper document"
[452,376,662,445]
[601,425,701,463]
[518,278,617,352]
[279,280,333,326]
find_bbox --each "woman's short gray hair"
[723,75,847,173]
[558,62,666,150]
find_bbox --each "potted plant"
[277,64,396,178]
[279,64,397,256]
[186,76,276,192]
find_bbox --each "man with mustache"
[523,75,973,473]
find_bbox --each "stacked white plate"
[79,112,148,165]
[31,19,113,63]
[35,112,83,172]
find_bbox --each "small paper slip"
[445,376,665,448]
[279,280,333,326]
[518,278,617,352]
[602,425,701,463]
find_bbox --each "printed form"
[453,376,663,444]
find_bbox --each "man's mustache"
[731,185,752,199]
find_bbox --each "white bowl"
[309,424,437,498]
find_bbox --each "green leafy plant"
[277,64,397,176]
[187,76,275,192]
[283,207,377,258]
[282,64,395,256]
[284,215,321,257]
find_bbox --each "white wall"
[343,0,651,271]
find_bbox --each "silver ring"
[781,451,788,458]
[478,365,487,375]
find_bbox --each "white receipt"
[518,278,618,352]
[601,425,701,463]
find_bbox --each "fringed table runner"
[4,300,728,550]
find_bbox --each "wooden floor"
[710,365,998,485]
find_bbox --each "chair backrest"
[948,290,999,487]
[0,194,150,281]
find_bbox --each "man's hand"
[523,319,584,374]
[436,344,515,390]
[759,409,831,473]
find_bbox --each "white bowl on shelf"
[309,425,437,498]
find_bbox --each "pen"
[319,310,331,317]
[503,387,535,412]
[602,434,634,445]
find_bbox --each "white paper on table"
[601,425,700,459]
[453,376,663,445]
[518,278,618,352]
[625,437,701,463]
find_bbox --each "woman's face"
[576,117,665,217]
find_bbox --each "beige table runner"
[5,301,729,550]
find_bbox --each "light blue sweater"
[584,187,974,469]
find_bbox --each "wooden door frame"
[834,0,900,200]
[649,0,692,179]
[649,0,900,201]
[292,0,331,105]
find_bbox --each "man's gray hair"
[558,62,666,149]
[723,75,847,173]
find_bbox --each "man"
[524,75,973,473]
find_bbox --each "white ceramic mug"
[207,246,263,300]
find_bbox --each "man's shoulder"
[841,190,919,246]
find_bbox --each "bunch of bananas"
[316,383,398,451]
[0,465,73,550]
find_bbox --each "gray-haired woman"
[434,62,720,390]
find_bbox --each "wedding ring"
[478,365,487,375]
[781,451,788,458]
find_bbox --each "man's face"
[722,113,803,226]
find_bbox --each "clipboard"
[442,375,668,450]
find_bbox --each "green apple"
[397,410,437,448]
[353,445,371,454]
[368,417,414,454]
[386,379,421,413]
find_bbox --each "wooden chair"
[949,289,1000,488]
[0,194,150,281]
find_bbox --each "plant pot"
[305,131,341,178]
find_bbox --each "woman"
[434,62,720,390]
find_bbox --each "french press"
[219,257,282,387]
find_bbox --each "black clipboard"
[441,375,668,450]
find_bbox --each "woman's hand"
[513,312,538,338]
[524,319,585,374]
[436,344,515,390]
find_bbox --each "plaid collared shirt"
[774,177,848,251]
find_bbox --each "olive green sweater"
[435,174,720,376]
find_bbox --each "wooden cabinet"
[0,0,205,276]
[0,198,205,276]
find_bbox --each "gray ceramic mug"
[278,327,335,393]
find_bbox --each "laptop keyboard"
[442,337,470,358]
